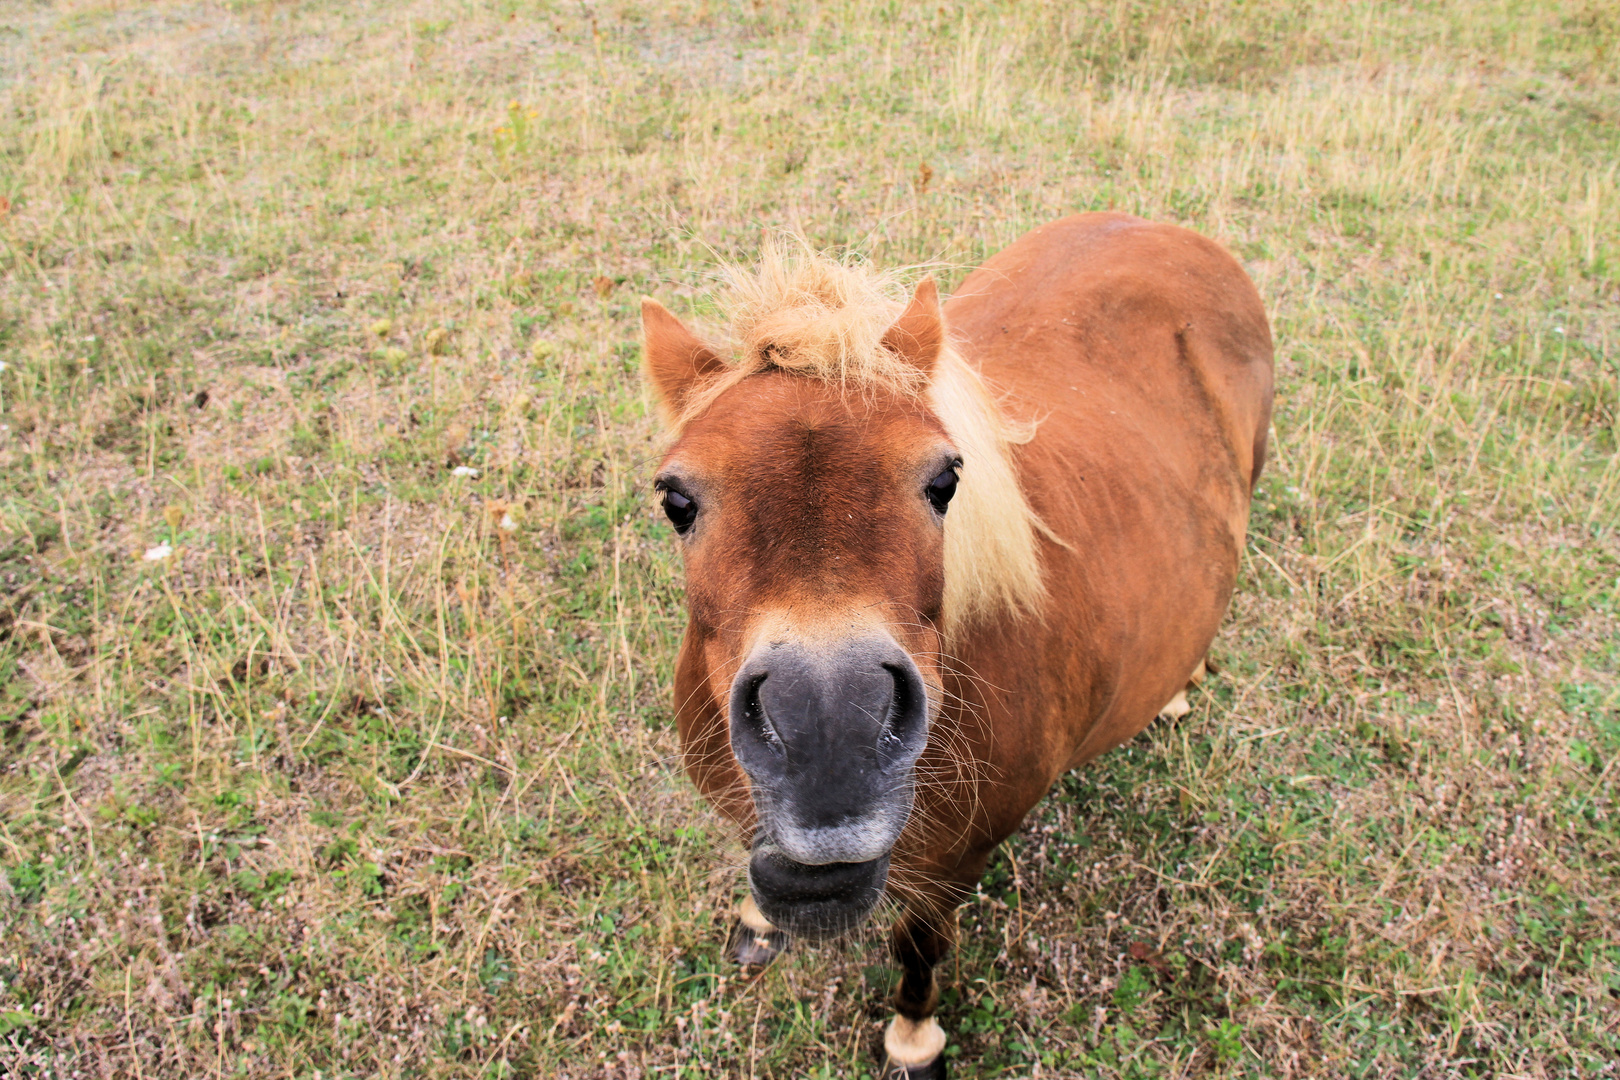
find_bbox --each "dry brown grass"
[0,1,1617,1077]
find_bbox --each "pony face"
[656,372,955,938]
[643,264,973,939]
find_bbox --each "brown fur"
[644,212,1274,1045]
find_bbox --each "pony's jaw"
[726,628,932,937]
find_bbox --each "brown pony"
[642,213,1273,1078]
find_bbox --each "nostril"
[736,673,782,753]
[880,662,925,751]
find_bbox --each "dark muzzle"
[729,634,930,938]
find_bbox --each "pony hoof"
[1157,689,1192,721]
[883,1015,947,1078]
[883,1057,945,1080]
[727,920,789,967]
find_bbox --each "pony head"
[643,244,1042,938]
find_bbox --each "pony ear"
[881,277,946,377]
[642,297,727,424]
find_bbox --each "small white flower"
[0,360,7,372]
[142,542,173,562]
[498,512,517,532]
[1553,327,1565,334]
[1494,293,1503,299]
[451,465,479,477]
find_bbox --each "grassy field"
[1,0,1617,1076]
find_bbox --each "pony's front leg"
[884,905,955,1079]
[727,894,790,967]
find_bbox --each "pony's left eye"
[660,486,699,534]
[926,467,959,514]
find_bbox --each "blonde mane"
[665,240,1048,642]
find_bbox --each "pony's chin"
[748,840,889,941]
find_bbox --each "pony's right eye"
[925,464,960,514]
[661,487,698,534]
